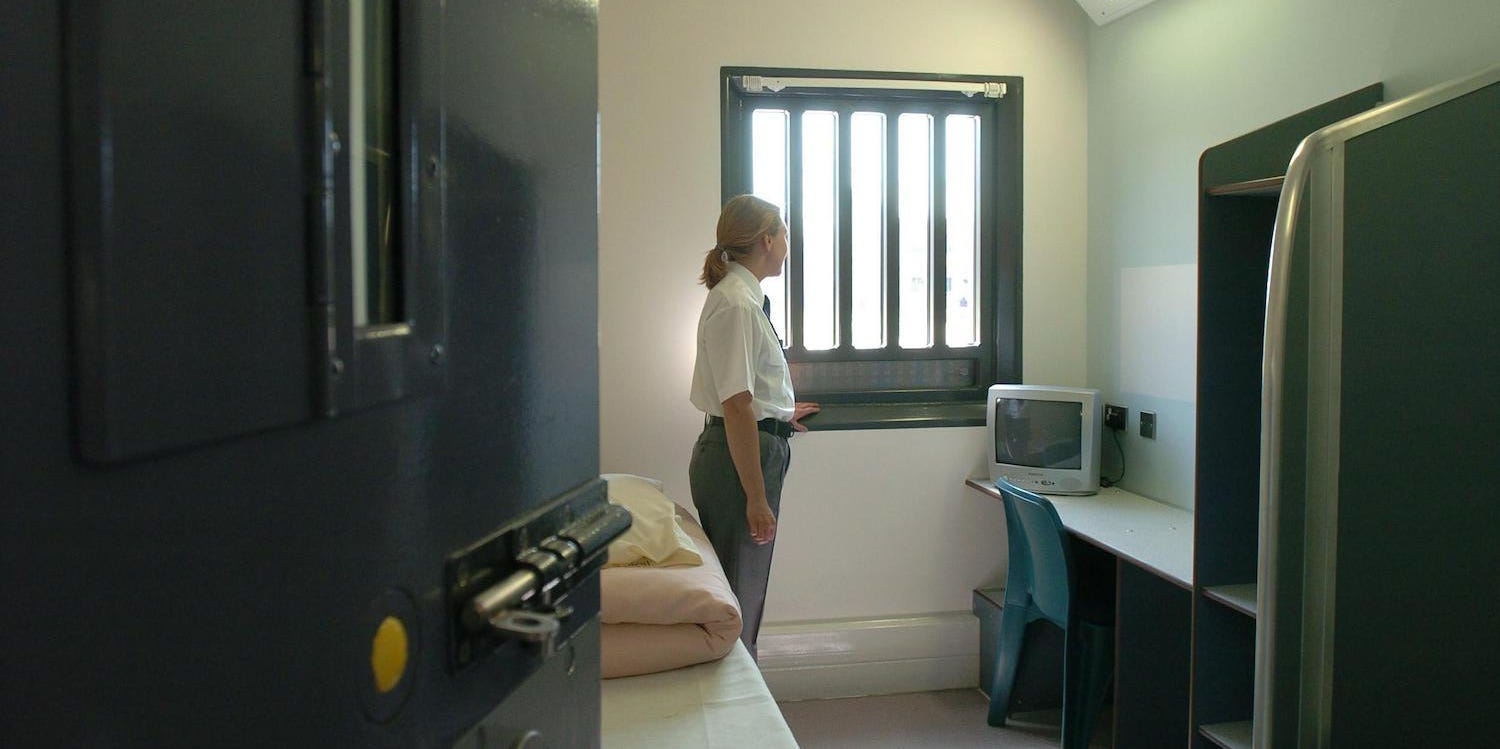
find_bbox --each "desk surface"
[965,478,1193,588]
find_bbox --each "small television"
[986,384,1102,495]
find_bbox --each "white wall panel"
[1118,263,1195,402]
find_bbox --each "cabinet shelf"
[1202,583,1258,618]
[1199,720,1252,749]
[1192,84,1385,748]
[1204,175,1284,197]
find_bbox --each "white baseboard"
[756,612,980,702]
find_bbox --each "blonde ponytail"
[699,195,784,288]
[700,245,731,288]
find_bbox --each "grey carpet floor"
[778,689,1102,748]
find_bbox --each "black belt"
[707,415,794,439]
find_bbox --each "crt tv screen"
[994,398,1083,469]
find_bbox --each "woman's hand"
[747,499,777,545]
[722,392,776,544]
[791,401,821,432]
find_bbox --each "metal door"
[1,1,603,745]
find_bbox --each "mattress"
[601,640,799,749]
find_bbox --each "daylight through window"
[724,69,1021,408]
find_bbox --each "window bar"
[882,104,901,358]
[837,106,853,353]
[983,106,1008,383]
[931,107,949,350]
[985,112,997,355]
[787,106,805,354]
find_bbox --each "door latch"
[446,486,630,667]
[463,504,628,652]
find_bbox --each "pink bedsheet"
[600,506,743,678]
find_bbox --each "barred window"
[721,68,1022,419]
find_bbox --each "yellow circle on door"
[371,616,409,694]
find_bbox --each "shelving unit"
[1190,84,1382,749]
[1199,721,1252,749]
[1201,584,1256,618]
[1203,176,1283,197]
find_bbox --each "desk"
[966,478,1194,749]
[964,479,1192,587]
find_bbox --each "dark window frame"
[720,67,1022,429]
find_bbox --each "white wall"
[1086,0,1500,510]
[599,0,1091,622]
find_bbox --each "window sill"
[798,401,986,431]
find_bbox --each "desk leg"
[1114,562,1192,749]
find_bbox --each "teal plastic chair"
[987,478,1114,749]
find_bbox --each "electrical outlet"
[1104,404,1127,431]
[1140,411,1157,439]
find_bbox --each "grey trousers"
[688,422,791,661]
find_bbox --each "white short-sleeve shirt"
[690,262,796,421]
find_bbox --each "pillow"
[601,474,703,568]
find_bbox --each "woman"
[689,194,818,660]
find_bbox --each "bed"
[598,475,798,747]
[601,640,798,748]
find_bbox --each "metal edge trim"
[1254,132,1307,749]
[1298,141,1344,749]
[1254,63,1500,748]
[1298,64,1500,149]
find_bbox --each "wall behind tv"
[1087,0,1500,510]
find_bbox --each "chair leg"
[1061,622,1114,749]
[985,600,1031,727]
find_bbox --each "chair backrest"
[997,478,1074,627]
